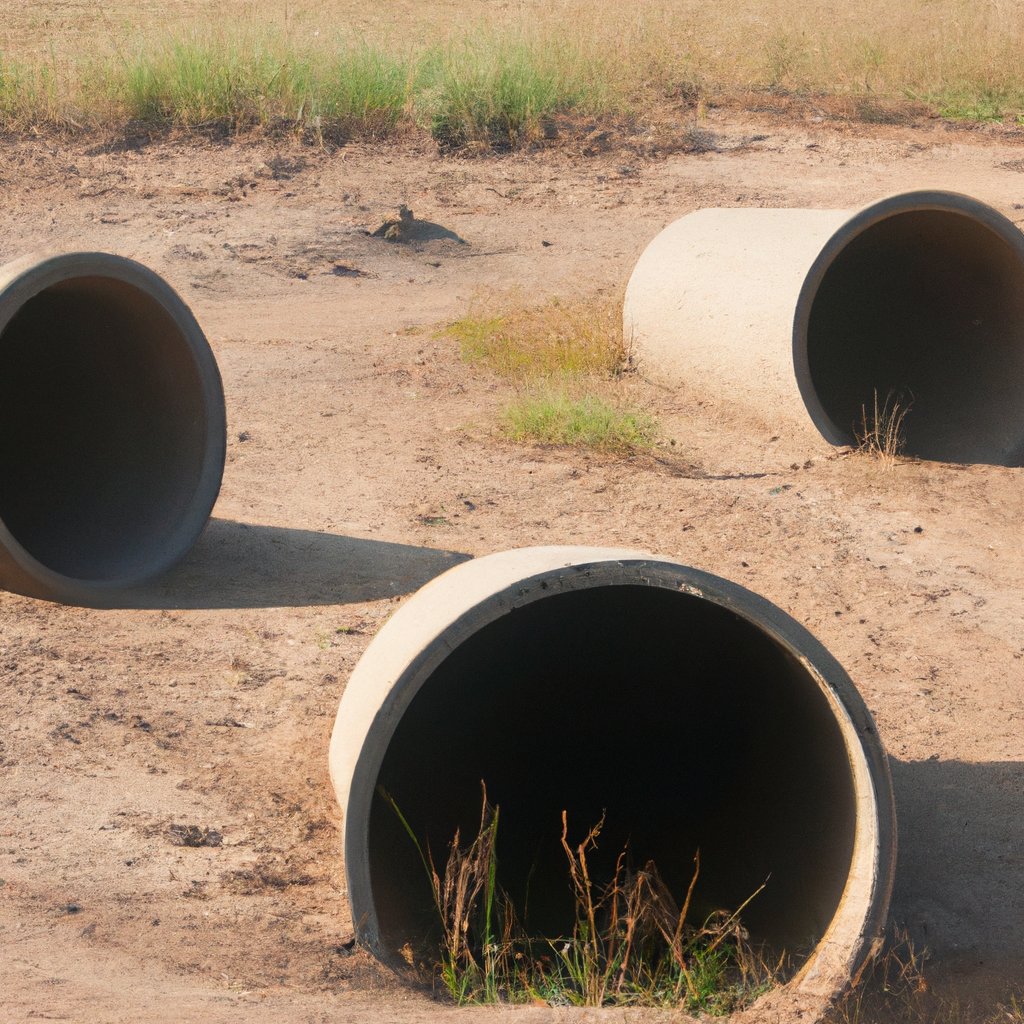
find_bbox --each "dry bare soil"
[3,111,1024,1022]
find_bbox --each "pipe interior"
[0,276,207,581]
[370,584,857,963]
[806,209,1024,466]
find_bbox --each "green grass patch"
[416,32,604,149]
[927,85,1016,122]
[445,295,626,380]
[445,292,655,453]
[500,390,656,452]
[109,30,411,132]
[0,23,606,142]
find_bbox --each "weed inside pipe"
[377,783,786,1009]
[854,389,912,469]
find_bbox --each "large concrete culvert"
[624,191,1024,465]
[329,548,896,1008]
[0,253,226,604]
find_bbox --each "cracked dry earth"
[2,113,1024,1022]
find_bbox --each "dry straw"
[855,389,911,469]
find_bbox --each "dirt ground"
[2,111,1024,1022]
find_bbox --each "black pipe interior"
[0,277,207,580]
[370,585,857,963]
[807,209,1024,466]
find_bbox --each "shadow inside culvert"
[101,518,472,610]
[888,758,1024,968]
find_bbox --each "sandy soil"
[2,112,1024,1022]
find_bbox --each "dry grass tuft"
[444,293,627,381]
[855,389,911,470]
[379,783,784,1009]
[443,290,653,453]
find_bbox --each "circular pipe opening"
[0,254,225,594]
[795,193,1024,465]
[338,554,895,999]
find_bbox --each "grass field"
[1,0,1023,143]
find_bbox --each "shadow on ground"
[106,518,472,609]
[889,758,1024,979]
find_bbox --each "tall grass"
[3,0,1024,140]
[379,783,782,1009]
[110,32,411,131]
[416,33,605,150]
[0,52,63,125]
[0,22,607,141]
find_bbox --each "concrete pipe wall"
[0,253,226,604]
[329,547,896,1007]
[624,191,1024,465]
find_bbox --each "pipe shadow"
[102,518,472,610]
[889,758,1024,967]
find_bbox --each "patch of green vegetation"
[0,52,61,124]
[6,2,1024,140]
[444,295,626,380]
[0,25,605,144]
[444,291,656,454]
[378,785,782,1010]
[933,89,1014,122]
[416,32,602,150]
[113,30,410,131]
[499,390,656,452]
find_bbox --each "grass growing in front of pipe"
[4,1,1024,142]
[499,390,657,453]
[378,784,784,1009]
[854,389,912,470]
[445,295,628,381]
[443,292,656,453]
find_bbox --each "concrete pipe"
[0,253,226,604]
[624,191,1024,465]
[329,547,896,1008]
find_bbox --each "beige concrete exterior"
[624,192,1024,464]
[624,207,850,440]
[328,546,895,1010]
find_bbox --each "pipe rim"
[0,251,226,600]
[792,190,1024,449]
[334,548,896,1001]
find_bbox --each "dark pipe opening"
[806,209,1024,466]
[0,277,208,581]
[370,585,857,963]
